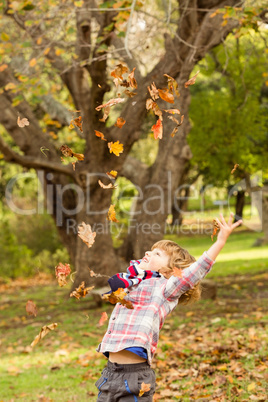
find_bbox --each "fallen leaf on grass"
[107,204,119,222]
[78,222,96,248]
[31,323,58,348]
[97,312,108,327]
[184,71,200,88]
[102,288,134,309]
[26,300,38,317]
[55,263,71,287]
[139,382,151,396]
[17,116,29,127]
[70,282,95,300]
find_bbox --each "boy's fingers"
[228,213,234,226]
[215,217,224,228]
[232,220,243,229]
[219,213,226,226]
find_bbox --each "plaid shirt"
[97,252,214,365]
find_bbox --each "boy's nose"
[145,251,151,256]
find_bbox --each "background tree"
[0,0,266,286]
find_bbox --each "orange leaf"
[17,116,29,127]
[108,141,124,156]
[139,382,151,397]
[95,130,107,141]
[231,163,239,174]
[70,282,95,300]
[102,288,134,309]
[97,312,108,327]
[164,74,180,97]
[78,222,96,248]
[158,89,174,103]
[0,64,8,72]
[211,219,220,241]
[69,115,83,132]
[114,117,126,128]
[107,204,119,222]
[26,300,38,317]
[29,58,37,67]
[152,119,163,140]
[111,63,129,80]
[60,145,84,160]
[184,71,200,88]
[128,67,137,89]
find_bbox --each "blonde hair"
[152,240,201,305]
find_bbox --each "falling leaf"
[95,98,125,111]
[148,82,159,100]
[78,222,96,248]
[95,130,107,141]
[114,117,126,128]
[102,288,134,309]
[111,64,129,80]
[146,99,162,119]
[60,145,84,160]
[107,204,119,222]
[26,300,38,317]
[184,71,200,88]
[69,116,83,132]
[158,89,174,103]
[98,180,117,189]
[231,164,239,174]
[70,282,95,300]
[97,312,108,327]
[106,170,118,180]
[152,119,163,140]
[108,141,124,156]
[99,106,111,122]
[211,219,220,241]
[164,74,180,97]
[30,323,58,348]
[17,116,29,127]
[139,382,151,397]
[164,108,181,115]
[124,89,137,97]
[168,115,180,125]
[128,67,137,89]
[170,115,184,137]
[55,263,71,287]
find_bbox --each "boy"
[95,213,242,401]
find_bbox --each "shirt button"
[112,317,116,320]
[108,331,111,334]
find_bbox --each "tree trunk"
[235,190,245,222]
[262,191,268,244]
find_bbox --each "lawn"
[0,231,267,401]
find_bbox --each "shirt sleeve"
[163,252,215,301]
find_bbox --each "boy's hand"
[215,213,243,244]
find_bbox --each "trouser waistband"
[107,360,150,372]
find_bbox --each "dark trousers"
[95,360,156,401]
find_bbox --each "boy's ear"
[159,266,173,279]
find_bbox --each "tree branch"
[0,135,75,177]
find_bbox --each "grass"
[0,231,268,401]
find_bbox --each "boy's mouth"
[142,257,149,263]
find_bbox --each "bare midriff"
[109,350,147,364]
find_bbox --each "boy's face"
[139,248,169,271]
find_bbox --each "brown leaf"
[164,74,180,97]
[146,99,162,119]
[164,108,181,115]
[158,89,174,104]
[95,130,107,141]
[70,282,95,300]
[26,300,38,317]
[95,98,125,111]
[107,204,119,222]
[151,119,163,140]
[139,382,151,397]
[184,71,200,88]
[97,312,108,327]
[59,145,84,160]
[114,117,126,128]
[55,263,71,287]
[124,89,137,97]
[30,323,58,348]
[167,115,180,125]
[102,288,134,309]
[69,116,83,132]
[78,222,96,248]
[211,219,220,241]
[98,180,117,189]
[99,106,111,122]
[17,116,30,127]
[148,82,159,100]
[128,67,137,89]
[231,164,239,174]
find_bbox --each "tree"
[0,0,266,286]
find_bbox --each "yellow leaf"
[108,141,124,157]
[29,58,37,67]
[247,383,256,392]
[55,48,63,56]
[1,32,10,41]
[43,47,50,55]
[107,204,119,222]
[5,82,16,91]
